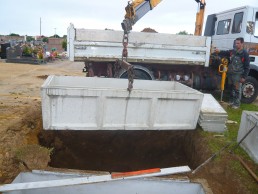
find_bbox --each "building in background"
[0,35,25,45]
[47,38,65,53]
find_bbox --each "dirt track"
[0,60,84,182]
[0,60,257,194]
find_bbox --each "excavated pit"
[38,130,208,172]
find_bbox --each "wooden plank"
[111,168,161,179]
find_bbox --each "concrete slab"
[41,76,203,131]
[200,94,227,115]
[237,111,258,163]
[2,170,206,194]
[198,94,228,132]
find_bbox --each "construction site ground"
[0,60,258,194]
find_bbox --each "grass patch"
[229,159,249,177]
[203,92,258,192]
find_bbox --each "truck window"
[232,12,243,33]
[255,12,258,37]
[216,19,231,35]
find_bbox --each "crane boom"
[121,0,206,35]
[194,0,206,36]
[121,0,162,33]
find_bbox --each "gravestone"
[6,47,17,59]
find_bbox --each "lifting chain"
[115,31,134,92]
[122,32,129,61]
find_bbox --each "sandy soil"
[0,60,84,183]
[0,60,257,194]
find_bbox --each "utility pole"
[54,28,56,38]
[40,17,42,36]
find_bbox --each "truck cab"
[205,6,258,103]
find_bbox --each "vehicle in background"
[68,5,258,103]
[205,6,258,103]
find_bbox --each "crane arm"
[121,0,206,36]
[194,0,206,36]
[121,0,162,33]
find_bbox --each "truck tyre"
[119,65,154,80]
[193,74,201,90]
[241,76,258,104]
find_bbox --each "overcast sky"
[0,0,257,36]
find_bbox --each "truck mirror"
[246,21,254,35]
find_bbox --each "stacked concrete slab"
[198,94,228,132]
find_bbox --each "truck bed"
[67,24,211,67]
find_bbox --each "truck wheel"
[119,65,154,80]
[241,76,258,104]
[193,75,201,90]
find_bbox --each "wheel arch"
[119,64,155,80]
[249,65,258,81]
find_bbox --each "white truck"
[67,5,258,103]
[205,5,258,103]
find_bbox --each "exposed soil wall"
[39,130,202,172]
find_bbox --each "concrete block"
[237,111,258,163]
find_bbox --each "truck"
[67,1,258,103]
[205,5,258,103]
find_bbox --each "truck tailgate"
[67,24,211,67]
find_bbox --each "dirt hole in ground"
[38,130,209,172]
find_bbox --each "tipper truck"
[67,3,258,103]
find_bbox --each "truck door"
[212,14,233,50]
[249,8,258,44]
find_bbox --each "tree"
[9,33,20,36]
[62,39,67,51]
[141,28,158,33]
[176,31,191,35]
[50,34,60,38]
[26,36,35,42]
[42,37,48,43]
[63,35,67,38]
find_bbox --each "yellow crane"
[121,0,162,33]
[194,0,206,36]
[121,0,206,36]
